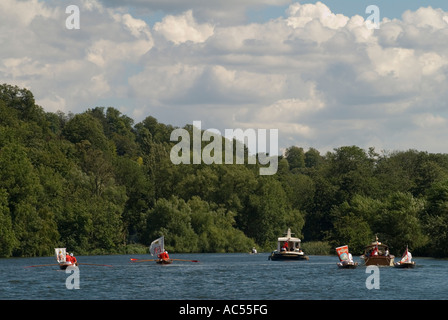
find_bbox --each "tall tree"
[0,189,17,257]
[424,180,448,257]
[285,146,305,170]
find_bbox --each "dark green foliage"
[2,83,448,257]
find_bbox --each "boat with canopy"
[268,228,309,261]
[361,236,394,266]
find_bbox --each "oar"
[78,263,113,267]
[171,259,200,263]
[130,258,157,262]
[130,258,199,263]
[24,264,59,268]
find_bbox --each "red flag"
[372,243,378,256]
[336,245,349,261]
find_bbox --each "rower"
[70,253,77,265]
[158,250,170,260]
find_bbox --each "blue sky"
[300,0,448,19]
[2,0,448,154]
[138,1,448,25]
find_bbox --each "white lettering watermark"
[366,5,380,29]
[66,5,80,30]
[65,265,80,289]
[170,121,278,175]
[365,265,380,289]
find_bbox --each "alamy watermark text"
[170,121,278,175]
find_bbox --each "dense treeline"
[1,83,448,258]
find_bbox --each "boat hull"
[269,252,309,261]
[156,259,173,265]
[59,262,78,270]
[337,262,358,269]
[394,262,415,268]
[363,256,394,266]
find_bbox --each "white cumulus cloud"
[154,10,214,44]
[2,0,448,154]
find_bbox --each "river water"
[1,253,448,301]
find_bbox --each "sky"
[2,0,448,155]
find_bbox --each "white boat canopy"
[277,228,301,243]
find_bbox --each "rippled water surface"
[1,253,447,300]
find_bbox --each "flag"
[371,243,379,255]
[55,248,66,263]
[149,236,164,256]
[401,246,412,263]
[336,245,349,261]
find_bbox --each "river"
[1,253,447,301]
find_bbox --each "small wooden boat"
[59,262,79,270]
[361,236,394,266]
[55,248,78,269]
[394,246,415,269]
[156,259,173,265]
[336,245,358,269]
[268,228,309,261]
[394,261,415,268]
[337,261,359,269]
[150,236,173,264]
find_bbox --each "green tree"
[304,147,322,168]
[331,213,373,255]
[285,146,305,170]
[243,177,301,248]
[423,180,448,257]
[330,192,427,255]
[378,192,427,253]
[0,144,60,256]
[188,197,255,252]
[145,196,198,252]
[113,156,154,243]
[327,146,379,202]
[62,113,110,152]
[279,172,315,211]
[0,189,18,257]
[57,167,127,254]
[329,195,379,254]
[0,83,44,123]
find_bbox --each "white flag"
[55,248,66,263]
[149,237,164,256]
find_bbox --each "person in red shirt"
[158,250,170,261]
[70,253,77,265]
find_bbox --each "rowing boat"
[394,261,415,268]
[335,245,358,269]
[337,261,359,269]
[55,248,75,269]
[156,259,173,265]
[59,262,78,270]
[394,246,416,268]
[130,236,199,265]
